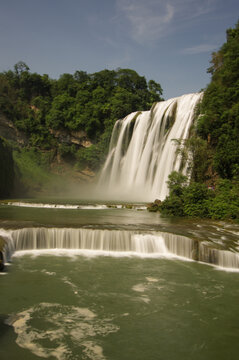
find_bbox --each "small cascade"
[1,227,239,270]
[0,229,15,264]
[198,242,239,270]
[0,228,194,261]
[98,93,203,201]
[6,202,109,210]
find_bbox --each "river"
[0,199,239,360]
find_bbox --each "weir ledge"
[0,227,239,271]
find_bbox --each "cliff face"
[0,113,27,146]
[0,112,95,197]
[0,137,15,198]
[49,128,92,149]
[0,111,92,150]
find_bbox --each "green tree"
[0,64,164,177]
[46,93,76,130]
[198,20,239,179]
[14,61,30,76]
[166,171,188,196]
[183,183,211,217]
[175,135,210,183]
[159,171,187,217]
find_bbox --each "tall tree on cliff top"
[197,20,239,179]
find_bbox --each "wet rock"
[147,199,162,212]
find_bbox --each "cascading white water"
[98,93,203,201]
[1,227,239,270]
[0,228,194,261]
[198,242,239,270]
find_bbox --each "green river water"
[0,200,239,360]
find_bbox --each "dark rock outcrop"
[0,113,27,146]
[49,128,92,148]
[0,137,15,198]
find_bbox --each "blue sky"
[0,0,238,99]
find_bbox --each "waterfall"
[1,227,239,270]
[98,93,203,202]
[198,242,239,270]
[0,228,194,261]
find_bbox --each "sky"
[0,0,238,99]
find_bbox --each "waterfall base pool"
[1,254,239,360]
[0,201,239,359]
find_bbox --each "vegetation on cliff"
[0,65,162,154]
[152,21,239,221]
[0,66,163,195]
[148,171,239,221]
[197,20,239,180]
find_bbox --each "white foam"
[5,201,147,211]
[11,248,193,261]
[132,284,147,293]
[198,260,239,273]
[214,265,239,273]
[7,303,119,360]
[140,296,151,304]
[41,269,56,276]
[146,277,158,282]
[82,341,104,359]
[6,202,109,210]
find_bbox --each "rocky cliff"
[0,112,27,146]
[0,136,15,198]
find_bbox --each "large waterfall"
[99,93,203,202]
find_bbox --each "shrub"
[183,183,212,217]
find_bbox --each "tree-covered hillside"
[0,66,163,196]
[0,64,162,146]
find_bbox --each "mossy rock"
[147,204,159,212]
[147,199,162,212]
[125,204,133,209]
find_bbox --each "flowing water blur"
[98,93,203,201]
[0,201,239,360]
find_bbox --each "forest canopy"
[0,65,163,175]
[0,65,162,144]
